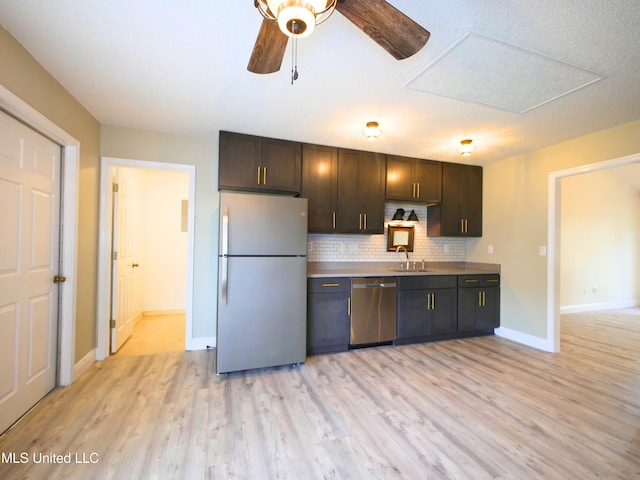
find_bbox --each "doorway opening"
[547,151,640,351]
[96,157,196,361]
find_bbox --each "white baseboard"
[560,299,638,314]
[73,348,96,382]
[495,327,553,352]
[187,336,216,351]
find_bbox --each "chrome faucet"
[396,245,410,270]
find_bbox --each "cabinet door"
[386,155,415,201]
[219,131,261,190]
[476,287,500,330]
[414,160,442,204]
[302,144,338,233]
[426,287,457,335]
[462,165,482,236]
[359,151,386,233]
[441,163,468,235]
[336,149,362,233]
[457,286,499,332]
[397,290,428,339]
[307,293,350,354]
[261,138,302,193]
[337,149,385,233]
[457,287,479,332]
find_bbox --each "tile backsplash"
[307,203,466,263]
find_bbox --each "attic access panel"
[405,33,603,113]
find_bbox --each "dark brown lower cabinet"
[396,275,458,345]
[457,274,501,332]
[307,278,351,354]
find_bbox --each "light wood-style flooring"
[111,313,185,358]
[0,309,638,479]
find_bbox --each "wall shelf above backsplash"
[307,203,466,263]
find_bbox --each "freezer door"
[216,256,307,374]
[220,192,308,255]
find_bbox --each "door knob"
[131,263,139,268]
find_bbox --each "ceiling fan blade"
[247,19,289,74]
[336,0,430,60]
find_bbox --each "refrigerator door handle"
[221,207,229,304]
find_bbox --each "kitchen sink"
[388,268,432,273]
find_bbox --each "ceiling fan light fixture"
[458,139,475,156]
[364,121,382,141]
[261,0,337,38]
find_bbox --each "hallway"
[111,313,185,357]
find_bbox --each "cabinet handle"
[465,279,478,283]
[486,279,498,283]
[364,213,367,230]
[332,211,336,229]
[461,218,465,233]
[322,283,340,287]
[257,166,261,185]
[359,213,362,230]
[347,297,351,316]
[478,290,486,307]
[416,182,420,198]
[263,167,267,185]
[426,293,434,310]
[465,218,468,233]
[412,182,416,198]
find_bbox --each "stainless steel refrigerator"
[216,192,308,374]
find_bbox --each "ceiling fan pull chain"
[291,24,299,84]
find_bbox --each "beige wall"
[560,170,640,309]
[100,125,219,339]
[0,26,101,362]
[468,119,640,339]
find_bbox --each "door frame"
[547,151,640,352]
[96,157,196,360]
[0,85,79,386]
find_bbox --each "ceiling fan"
[248,0,430,74]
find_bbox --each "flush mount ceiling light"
[364,121,382,141]
[256,0,337,38]
[458,139,476,156]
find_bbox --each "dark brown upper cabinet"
[301,143,339,233]
[218,131,301,194]
[427,163,482,237]
[386,155,442,204]
[337,148,386,234]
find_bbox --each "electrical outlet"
[539,246,547,256]
[592,286,598,293]
[488,245,494,254]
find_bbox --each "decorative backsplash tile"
[307,203,466,263]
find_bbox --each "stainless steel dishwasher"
[350,277,397,346]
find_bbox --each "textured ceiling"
[1,0,640,167]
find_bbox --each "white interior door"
[0,110,61,433]
[110,167,138,353]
